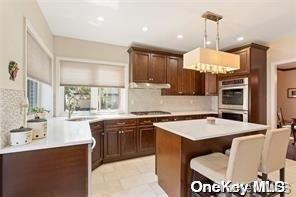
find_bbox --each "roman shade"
[27,32,52,85]
[60,60,125,88]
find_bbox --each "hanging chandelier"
[183,11,240,74]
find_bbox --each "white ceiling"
[37,0,296,52]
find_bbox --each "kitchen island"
[154,118,269,197]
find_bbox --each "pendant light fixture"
[183,11,240,74]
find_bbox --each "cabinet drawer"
[156,116,174,122]
[90,121,104,131]
[138,118,157,126]
[104,119,137,128]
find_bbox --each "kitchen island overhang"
[154,118,269,197]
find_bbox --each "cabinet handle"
[101,132,105,136]
[193,92,195,94]
[118,130,122,134]
[122,130,125,134]
[143,120,152,123]
[161,119,169,122]
[116,122,125,125]
[91,137,96,150]
[178,91,182,94]
[151,78,154,81]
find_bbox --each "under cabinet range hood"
[129,82,171,89]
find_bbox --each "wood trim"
[277,67,296,71]
[225,43,269,52]
[128,46,183,57]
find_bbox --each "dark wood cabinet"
[138,126,155,155]
[137,118,157,155]
[104,127,121,161]
[129,48,167,83]
[1,145,89,197]
[166,56,180,95]
[149,54,167,83]
[121,127,137,157]
[219,43,269,124]
[90,121,104,170]
[203,73,218,96]
[131,51,150,82]
[164,57,203,96]
[104,119,137,162]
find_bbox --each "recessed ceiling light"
[177,34,184,39]
[237,36,244,41]
[206,41,211,45]
[97,16,105,22]
[142,26,148,32]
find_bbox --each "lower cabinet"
[138,126,155,155]
[90,121,104,170]
[104,127,121,161]
[103,125,138,162]
[121,127,138,157]
[1,145,89,197]
[98,114,218,164]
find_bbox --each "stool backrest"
[260,128,290,173]
[226,134,265,183]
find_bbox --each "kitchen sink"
[67,117,97,121]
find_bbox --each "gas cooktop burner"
[131,111,171,116]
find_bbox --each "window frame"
[56,57,129,116]
[25,19,54,117]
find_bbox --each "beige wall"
[277,69,296,120]
[54,36,129,63]
[0,0,53,91]
[266,33,296,126]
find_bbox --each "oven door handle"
[220,86,247,90]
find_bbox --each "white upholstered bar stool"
[259,128,291,197]
[190,134,265,196]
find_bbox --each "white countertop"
[0,117,92,154]
[154,118,269,141]
[0,110,218,154]
[86,110,218,121]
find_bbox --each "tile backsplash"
[0,88,25,148]
[128,89,218,112]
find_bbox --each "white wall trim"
[270,58,296,128]
[24,17,54,116]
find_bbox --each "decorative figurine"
[8,61,19,81]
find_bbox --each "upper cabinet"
[128,47,167,83]
[164,56,203,96]
[128,47,217,96]
[131,51,150,82]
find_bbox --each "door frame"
[269,58,296,128]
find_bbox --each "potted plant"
[31,107,49,119]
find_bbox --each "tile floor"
[92,155,296,197]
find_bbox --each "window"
[99,88,120,111]
[62,86,122,113]
[27,78,53,113]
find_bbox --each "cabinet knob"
[178,91,182,94]
[101,132,105,136]
[193,92,195,94]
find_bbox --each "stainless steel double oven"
[218,78,249,122]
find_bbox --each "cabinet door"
[204,73,217,96]
[149,54,166,83]
[181,69,197,95]
[138,126,155,154]
[132,51,150,82]
[104,128,121,161]
[166,56,180,95]
[121,127,137,157]
[231,48,250,76]
[91,129,104,170]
